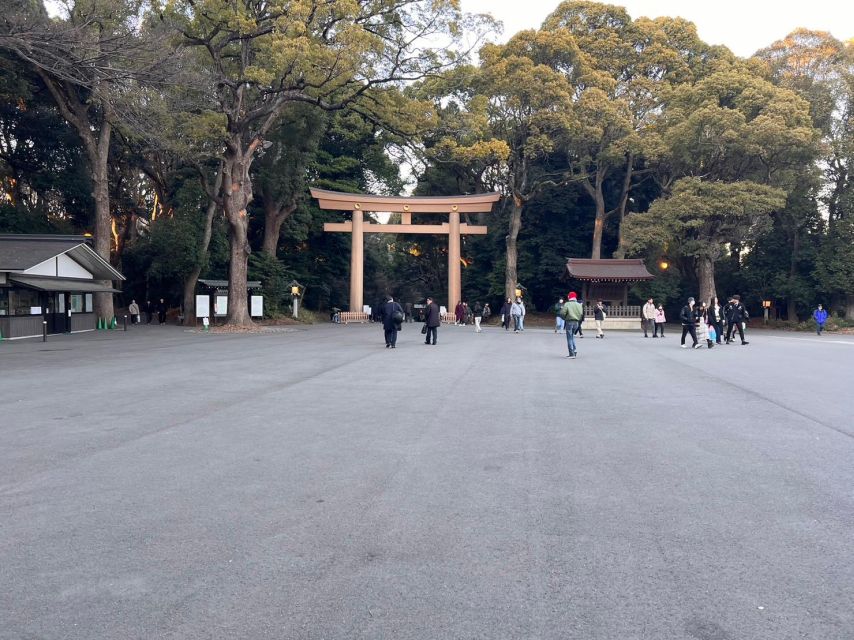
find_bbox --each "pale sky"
[462,0,854,57]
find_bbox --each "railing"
[585,304,642,318]
[339,311,370,324]
[441,312,457,324]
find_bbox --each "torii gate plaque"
[311,188,500,311]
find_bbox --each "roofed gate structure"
[565,258,654,330]
[312,188,500,315]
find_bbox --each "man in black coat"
[724,294,749,345]
[381,295,404,348]
[423,296,440,345]
[679,297,700,349]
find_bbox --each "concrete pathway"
[1,323,852,639]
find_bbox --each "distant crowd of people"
[126,299,168,325]
[378,292,833,353]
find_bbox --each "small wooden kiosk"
[565,258,654,329]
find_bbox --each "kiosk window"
[70,294,84,313]
[10,289,39,315]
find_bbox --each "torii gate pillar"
[448,208,461,308]
[350,208,364,312]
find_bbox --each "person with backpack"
[381,295,404,348]
[813,304,828,335]
[560,292,584,358]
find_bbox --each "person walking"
[454,301,465,326]
[680,297,701,349]
[654,304,666,337]
[423,296,440,345]
[381,295,404,348]
[144,300,153,324]
[473,301,484,333]
[724,294,749,345]
[594,300,606,338]
[708,296,724,345]
[128,299,140,324]
[560,292,584,358]
[510,297,524,332]
[500,297,512,331]
[554,297,565,333]
[573,296,585,338]
[483,303,491,323]
[697,301,714,348]
[813,303,828,335]
[156,298,167,325]
[642,298,656,337]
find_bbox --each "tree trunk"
[504,195,523,301]
[261,197,297,256]
[91,121,114,322]
[697,256,716,305]
[222,145,254,326]
[585,171,607,260]
[182,166,223,325]
[787,228,800,322]
[612,154,634,259]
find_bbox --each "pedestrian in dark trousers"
[423,296,440,345]
[573,297,585,337]
[500,297,512,331]
[144,300,153,324]
[724,295,749,345]
[381,295,403,348]
[642,298,656,337]
[813,304,828,335]
[156,298,167,325]
[560,292,584,358]
[654,304,666,337]
[708,296,724,344]
[680,297,701,349]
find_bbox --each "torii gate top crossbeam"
[310,188,500,213]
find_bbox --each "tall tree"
[0,0,173,320]
[164,0,477,325]
[624,178,786,303]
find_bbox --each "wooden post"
[448,208,461,308]
[350,208,364,312]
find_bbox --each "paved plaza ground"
[1,322,853,639]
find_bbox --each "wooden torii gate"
[311,188,500,311]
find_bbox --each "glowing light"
[111,218,119,249]
[659,261,669,270]
[151,193,159,221]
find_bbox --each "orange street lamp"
[659,260,669,270]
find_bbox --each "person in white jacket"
[128,300,140,324]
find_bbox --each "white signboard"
[439,306,447,316]
[215,295,228,316]
[251,295,263,318]
[195,295,210,318]
[363,305,371,315]
[30,306,43,315]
